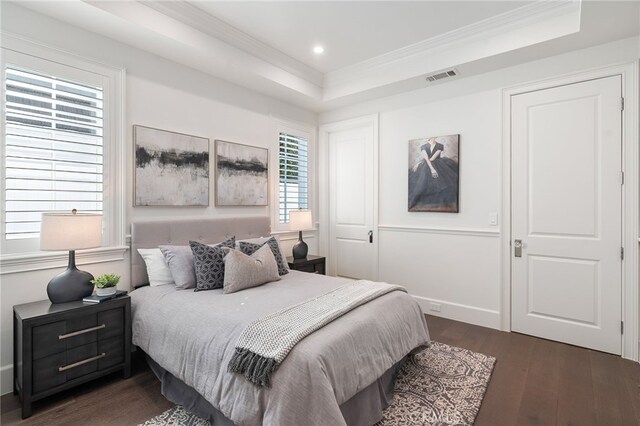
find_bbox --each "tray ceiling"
[7,1,640,111]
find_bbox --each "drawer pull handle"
[58,353,106,372]
[58,324,106,340]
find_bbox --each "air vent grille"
[425,69,458,82]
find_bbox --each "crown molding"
[323,0,582,95]
[140,0,324,87]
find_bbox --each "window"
[1,37,125,260]
[4,66,104,240]
[279,132,308,223]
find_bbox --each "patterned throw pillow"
[238,236,289,276]
[190,238,235,291]
[161,237,235,290]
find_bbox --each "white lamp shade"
[40,212,102,251]
[289,210,313,231]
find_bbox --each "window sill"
[271,228,318,241]
[0,246,128,275]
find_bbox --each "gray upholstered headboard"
[130,216,270,288]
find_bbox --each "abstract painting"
[134,125,209,206]
[408,134,459,213]
[215,140,268,206]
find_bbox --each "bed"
[130,216,430,426]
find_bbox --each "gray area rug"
[140,341,496,426]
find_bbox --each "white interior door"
[328,122,376,279]
[511,76,622,355]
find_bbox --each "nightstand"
[13,296,131,419]
[287,255,326,275]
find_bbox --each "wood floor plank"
[475,331,535,426]
[591,349,640,426]
[455,322,492,353]
[555,343,596,426]
[423,314,452,338]
[515,337,563,425]
[620,356,640,422]
[433,317,472,345]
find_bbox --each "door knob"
[368,230,373,243]
[514,239,523,257]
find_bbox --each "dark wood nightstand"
[13,295,131,419]
[287,255,326,275]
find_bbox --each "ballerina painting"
[408,134,459,212]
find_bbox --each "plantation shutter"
[279,133,308,223]
[4,66,104,240]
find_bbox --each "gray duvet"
[131,271,430,426]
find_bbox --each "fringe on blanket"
[228,347,279,388]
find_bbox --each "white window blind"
[4,66,104,240]
[279,132,308,223]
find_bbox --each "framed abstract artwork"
[134,125,209,206]
[408,134,460,213]
[215,140,268,206]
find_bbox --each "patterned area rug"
[140,341,495,426]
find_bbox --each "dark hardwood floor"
[2,315,639,425]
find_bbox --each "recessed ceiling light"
[313,46,324,54]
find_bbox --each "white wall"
[320,36,639,332]
[0,4,318,395]
[377,90,502,327]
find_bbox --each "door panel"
[527,255,599,325]
[528,95,600,237]
[511,76,622,355]
[329,125,375,279]
[335,135,366,226]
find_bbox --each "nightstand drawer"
[33,342,98,393]
[32,307,124,360]
[32,314,99,359]
[32,337,124,394]
[296,264,316,273]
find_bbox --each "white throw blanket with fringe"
[228,280,406,387]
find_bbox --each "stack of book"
[83,290,128,304]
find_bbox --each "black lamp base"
[292,231,308,260]
[47,251,94,304]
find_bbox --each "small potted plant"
[91,274,120,296]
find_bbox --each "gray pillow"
[161,237,235,290]
[189,240,233,291]
[238,236,289,276]
[159,245,195,289]
[223,245,280,294]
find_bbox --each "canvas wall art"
[408,134,460,213]
[215,140,268,206]
[134,125,209,206]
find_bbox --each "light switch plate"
[489,212,498,226]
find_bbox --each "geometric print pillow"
[190,237,235,291]
[238,236,289,276]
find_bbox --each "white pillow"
[236,235,289,272]
[137,248,174,286]
[223,245,281,294]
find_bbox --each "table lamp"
[290,210,313,260]
[40,210,102,303]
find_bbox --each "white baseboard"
[1,364,12,396]
[412,295,501,330]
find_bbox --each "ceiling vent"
[425,69,458,82]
